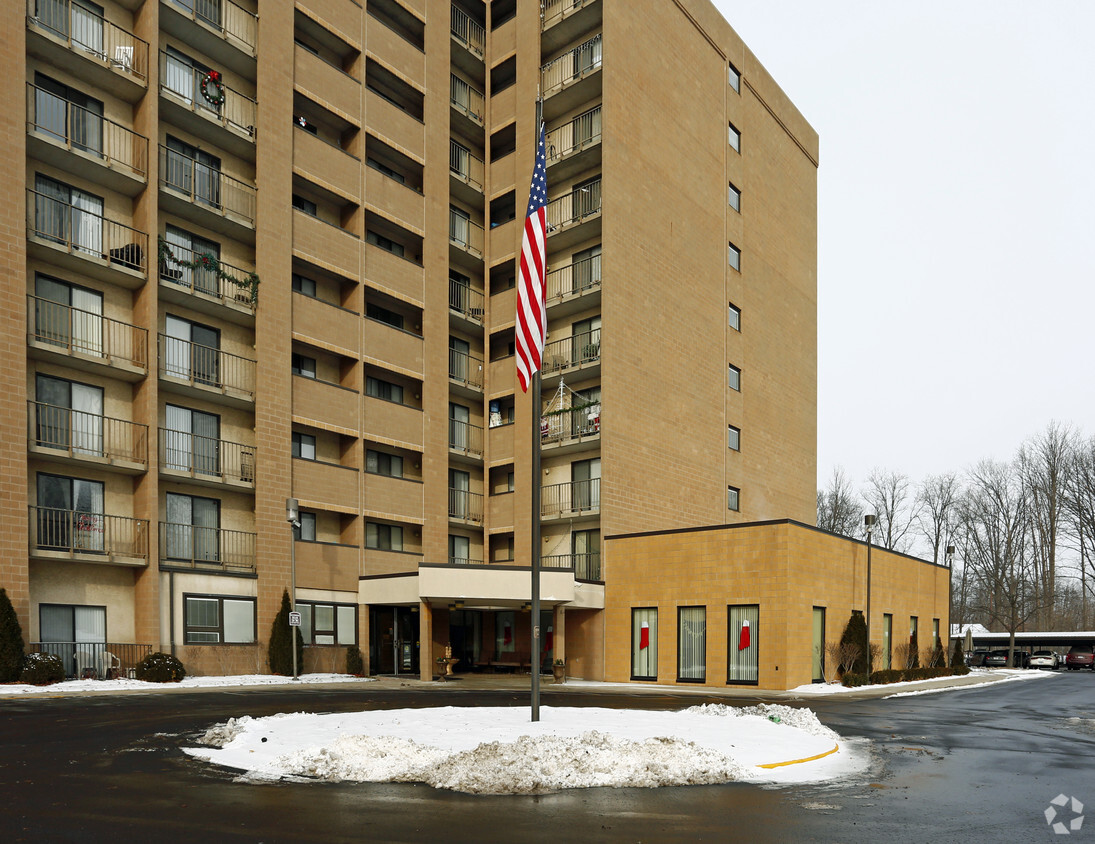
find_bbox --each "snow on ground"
[0,673,374,695]
[183,703,867,794]
[789,668,1054,697]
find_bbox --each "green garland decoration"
[158,235,259,306]
[541,400,599,418]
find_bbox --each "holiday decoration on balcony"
[201,70,225,107]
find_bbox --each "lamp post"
[945,543,956,656]
[864,514,876,673]
[286,497,300,681]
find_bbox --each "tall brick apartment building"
[1,0,820,681]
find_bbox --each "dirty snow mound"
[196,716,253,747]
[690,703,838,740]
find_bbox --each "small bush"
[135,651,186,683]
[0,588,26,683]
[840,672,870,687]
[950,639,965,668]
[952,664,970,676]
[268,590,303,676]
[869,669,904,685]
[838,612,868,676]
[20,652,64,685]
[346,645,364,676]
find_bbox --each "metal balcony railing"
[159,51,256,137]
[30,641,153,680]
[541,403,600,445]
[450,5,485,57]
[541,328,600,374]
[157,333,256,398]
[169,0,257,53]
[30,506,148,559]
[27,83,148,178]
[449,211,484,257]
[159,145,256,224]
[542,0,598,30]
[447,556,484,566]
[450,140,484,190]
[448,349,484,389]
[450,74,484,124]
[30,401,148,466]
[448,489,484,523]
[27,189,148,272]
[159,522,256,572]
[541,553,601,579]
[159,428,255,484]
[546,253,601,302]
[27,0,150,83]
[448,418,484,457]
[546,105,602,164]
[449,279,485,322]
[28,295,148,370]
[541,33,602,95]
[546,179,601,234]
[541,478,600,518]
[159,240,256,310]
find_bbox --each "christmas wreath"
[200,70,225,107]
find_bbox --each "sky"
[711,2,1095,491]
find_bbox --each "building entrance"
[369,606,419,675]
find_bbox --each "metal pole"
[866,531,872,673]
[531,369,542,721]
[291,528,298,681]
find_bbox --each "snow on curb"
[0,673,375,695]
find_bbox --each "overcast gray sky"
[711,1,1095,491]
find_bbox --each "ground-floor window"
[495,610,515,654]
[184,594,255,644]
[296,601,356,645]
[811,606,826,682]
[883,613,893,670]
[631,607,657,680]
[39,603,106,677]
[677,606,706,682]
[727,604,759,684]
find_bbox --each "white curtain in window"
[631,608,657,679]
[72,478,104,552]
[337,606,356,645]
[69,286,103,357]
[727,605,759,683]
[70,382,103,457]
[223,599,254,643]
[70,188,102,257]
[164,227,193,289]
[71,0,104,58]
[164,315,192,379]
[164,50,194,103]
[678,606,706,681]
[164,404,192,471]
[75,605,106,643]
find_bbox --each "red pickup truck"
[1064,646,1095,670]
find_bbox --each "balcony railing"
[28,295,148,370]
[449,279,485,322]
[29,506,148,560]
[159,522,256,573]
[546,105,602,164]
[450,140,484,190]
[159,428,255,484]
[30,401,148,466]
[159,51,256,137]
[448,349,484,389]
[448,418,483,457]
[169,0,257,53]
[158,333,256,398]
[450,5,485,57]
[542,0,598,30]
[159,239,256,311]
[27,83,149,178]
[542,553,601,580]
[448,489,484,523]
[447,556,484,566]
[28,0,150,84]
[546,180,601,234]
[541,478,600,518]
[159,145,256,224]
[541,34,602,95]
[449,211,484,257]
[27,189,148,273]
[541,403,600,445]
[541,328,600,374]
[29,641,153,680]
[450,74,484,124]
[546,253,601,302]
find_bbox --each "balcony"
[449,279,484,326]
[541,478,599,520]
[546,252,601,313]
[293,458,359,510]
[26,83,148,194]
[364,88,422,160]
[448,488,483,524]
[29,506,148,566]
[26,0,149,101]
[449,349,484,393]
[31,641,153,680]
[294,210,361,279]
[487,418,513,464]
[543,552,601,581]
[158,51,257,153]
[450,74,484,128]
[293,376,360,431]
[541,327,600,379]
[449,139,484,206]
[159,239,256,321]
[540,404,600,453]
[159,428,255,491]
[297,130,362,206]
[541,0,601,55]
[364,165,423,233]
[363,473,423,522]
[545,105,601,183]
[26,189,148,287]
[27,295,148,380]
[159,522,256,574]
[451,6,485,59]
[545,179,601,251]
[541,34,602,120]
[29,402,148,472]
[364,242,422,304]
[295,294,360,357]
[363,395,423,451]
[363,319,422,378]
[158,333,256,406]
[448,418,483,459]
[297,45,361,130]
[449,210,484,260]
[159,0,258,73]
[159,145,256,237]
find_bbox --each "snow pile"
[0,673,373,695]
[185,705,862,793]
[196,716,253,747]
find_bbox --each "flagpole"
[530,91,544,723]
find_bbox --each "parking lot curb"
[757,743,840,769]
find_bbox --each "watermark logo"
[1045,794,1084,835]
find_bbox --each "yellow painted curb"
[757,743,839,769]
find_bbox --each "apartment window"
[163,404,220,476]
[507,471,515,491]
[291,273,317,297]
[932,618,940,652]
[882,613,893,670]
[727,425,740,451]
[728,302,741,331]
[366,449,404,478]
[449,534,471,565]
[291,353,316,379]
[367,230,405,258]
[35,374,104,457]
[910,615,919,656]
[35,473,104,552]
[727,604,759,684]
[366,302,404,329]
[295,601,356,645]
[292,194,317,216]
[631,608,658,680]
[163,225,220,294]
[294,115,318,135]
[728,62,741,93]
[367,157,406,184]
[39,604,105,665]
[728,242,741,271]
[33,274,104,357]
[727,486,740,512]
[293,511,316,542]
[164,315,220,386]
[163,46,214,109]
[34,175,104,256]
[366,376,404,404]
[291,432,316,460]
[728,182,740,212]
[165,135,221,208]
[366,522,403,551]
[33,73,104,155]
[728,122,740,152]
[678,606,706,682]
[184,595,255,644]
[573,529,600,580]
[728,364,741,391]
[165,492,220,562]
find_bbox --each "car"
[966,649,990,667]
[1029,650,1059,670]
[1065,646,1095,670]
[984,650,1009,668]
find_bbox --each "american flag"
[515,122,548,392]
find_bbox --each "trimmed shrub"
[952,664,970,676]
[346,645,364,676]
[0,588,26,683]
[20,652,64,685]
[838,611,868,676]
[950,639,965,668]
[135,652,186,683]
[909,630,920,668]
[840,672,870,687]
[869,669,904,685]
[268,590,303,676]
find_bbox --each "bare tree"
[863,469,919,552]
[916,472,961,564]
[817,467,863,538]
[1064,434,1095,629]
